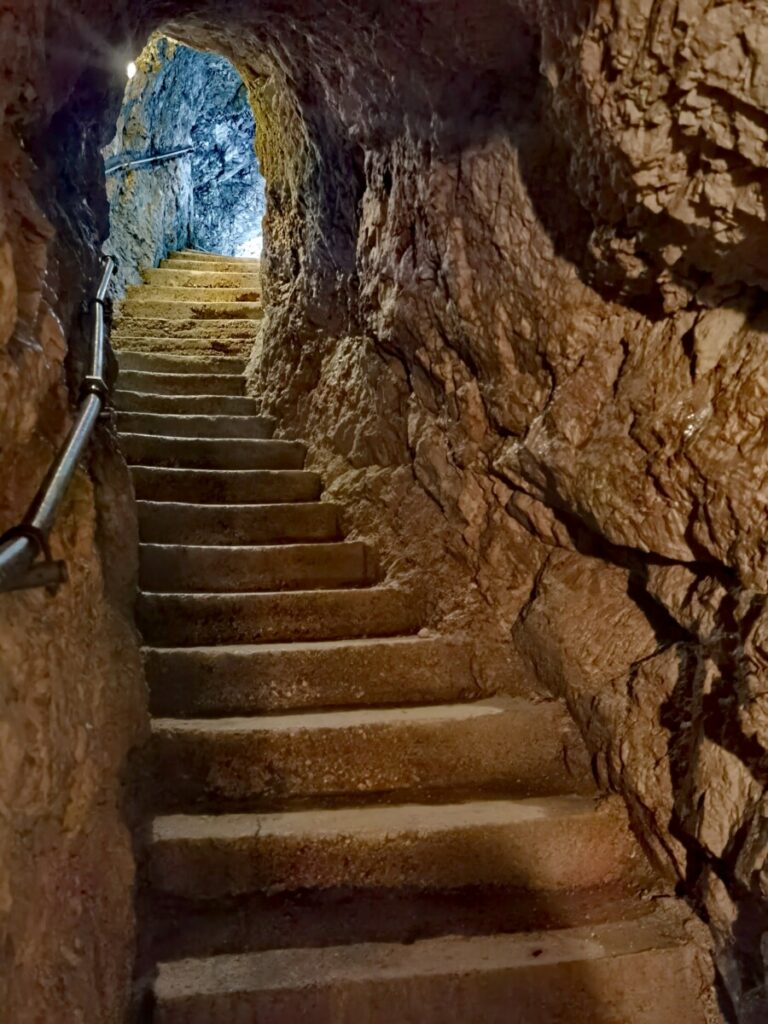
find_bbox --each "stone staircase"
[115,250,715,1023]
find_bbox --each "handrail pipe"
[0,256,116,594]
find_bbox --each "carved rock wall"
[0,1,766,1022]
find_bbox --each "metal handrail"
[0,256,116,594]
[105,146,194,176]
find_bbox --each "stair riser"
[142,883,642,969]
[131,469,322,504]
[149,802,643,898]
[162,259,261,273]
[117,371,244,396]
[142,269,261,290]
[119,414,273,440]
[138,502,339,546]
[120,300,263,321]
[137,589,421,646]
[149,702,589,810]
[153,943,707,1024]
[111,336,255,357]
[114,318,260,340]
[145,637,475,717]
[121,437,306,471]
[177,251,261,263]
[139,542,376,593]
[128,286,261,303]
[115,393,260,416]
[117,352,246,375]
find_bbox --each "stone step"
[142,881,649,971]
[139,541,377,593]
[115,391,260,416]
[110,335,253,358]
[119,299,263,321]
[152,907,708,1024]
[149,795,647,898]
[138,501,339,546]
[144,636,480,717]
[130,468,321,504]
[113,318,260,341]
[121,435,306,471]
[117,369,245,396]
[162,257,262,274]
[116,351,246,375]
[142,268,261,290]
[118,412,275,440]
[176,249,261,266]
[137,587,420,646]
[128,285,261,303]
[149,698,591,810]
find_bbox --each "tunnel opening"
[103,34,266,295]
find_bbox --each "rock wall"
[1,1,766,1022]
[0,11,149,1021]
[105,35,265,294]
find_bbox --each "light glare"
[126,61,137,80]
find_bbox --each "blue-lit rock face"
[104,35,264,292]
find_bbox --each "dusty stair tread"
[114,391,260,416]
[175,249,262,264]
[128,285,261,303]
[161,258,262,273]
[137,586,421,646]
[116,369,245,396]
[120,434,306,471]
[137,500,339,545]
[130,467,322,504]
[118,412,275,440]
[142,268,262,289]
[113,317,261,340]
[149,794,649,897]
[116,351,246,374]
[139,540,377,593]
[144,635,480,716]
[149,697,591,807]
[119,298,263,321]
[151,906,708,1024]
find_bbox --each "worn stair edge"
[119,299,263,321]
[139,541,378,593]
[149,697,593,808]
[115,392,260,416]
[130,467,322,504]
[120,435,306,471]
[117,370,245,397]
[127,286,261,303]
[144,635,481,717]
[137,501,339,546]
[149,795,651,898]
[137,586,421,646]
[113,318,261,340]
[142,268,262,289]
[119,413,274,440]
[116,351,246,374]
[152,906,711,1024]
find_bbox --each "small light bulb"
[126,61,137,80]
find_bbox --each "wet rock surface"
[0,0,766,1021]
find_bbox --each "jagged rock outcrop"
[0,1,766,1021]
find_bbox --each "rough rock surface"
[105,35,265,294]
[0,1,766,1022]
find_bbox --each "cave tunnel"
[0,2,766,1023]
